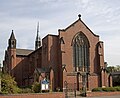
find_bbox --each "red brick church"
[3,15,110,91]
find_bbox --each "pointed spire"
[10,30,16,40]
[35,22,41,50]
[37,22,39,34]
[36,22,40,42]
[8,30,16,49]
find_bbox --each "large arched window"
[72,33,89,72]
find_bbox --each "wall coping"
[0,92,64,96]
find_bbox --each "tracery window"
[73,33,89,72]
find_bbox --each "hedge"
[92,86,120,92]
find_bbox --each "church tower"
[8,30,16,74]
[35,22,41,50]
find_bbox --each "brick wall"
[87,92,120,97]
[88,74,98,90]
[0,92,65,98]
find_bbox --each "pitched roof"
[111,71,120,75]
[16,48,33,56]
[34,68,49,73]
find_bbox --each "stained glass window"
[73,33,89,72]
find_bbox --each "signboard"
[41,84,45,90]
[41,79,49,90]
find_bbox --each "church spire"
[10,30,16,40]
[8,30,16,49]
[35,22,41,50]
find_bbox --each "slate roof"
[16,48,33,56]
[111,71,120,75]
[34,68,49,73]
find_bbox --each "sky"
[0,0,120,66]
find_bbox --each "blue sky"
[0,0,120,66]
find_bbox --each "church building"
[3,15,109,91]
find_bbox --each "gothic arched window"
[72,33,89,72]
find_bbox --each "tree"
[1,73,21,94]
[115,65,120,71]
[106,65,120,73]
[106,66,116,73]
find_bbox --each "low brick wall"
[0,92,65,98]
[87,91,120,97]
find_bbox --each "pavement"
[66,91,120,98]
[76,95,120,98]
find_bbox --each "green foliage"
[92,87,102,92]
[32,82,41,93]
[106,65,120,73]
[92,86,120,92]
[1,73,21,94]
[102,87,116,92]
[114,86,120,91]
[21,88,33,93]
[106,66,115,73]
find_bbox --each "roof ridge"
[59,18,99,37]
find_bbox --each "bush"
[102,87,116,92]
[92,87,120,92]
[32,82,41,93]
[114,86,120,91]
[21,88,33,93]
[92,87,102,92]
